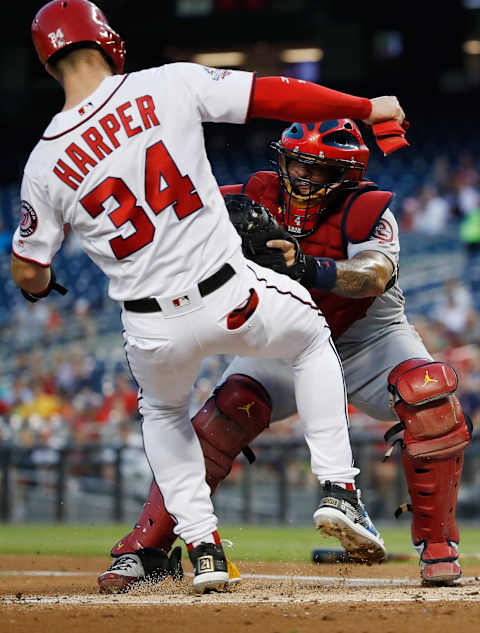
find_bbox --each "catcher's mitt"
[224,193,307,280]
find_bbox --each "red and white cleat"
[416,541,462,586]
[421,560,462,585]
[98,546,183,594]
[98,554,145,594]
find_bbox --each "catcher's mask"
[32,0,126,74]
[271,119,369,237]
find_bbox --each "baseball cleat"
[189,542,229,594]
[421,561,462,585]
[98,546,183,594]
[98,553,145,594]
[313,481,386,563]
[415,541,462,586]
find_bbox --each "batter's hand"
[266,239,296,267]
[362,96,405,126]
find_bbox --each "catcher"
[98,119,471,590]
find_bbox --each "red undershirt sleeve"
[248,76,372,122]
[220,184,244,195]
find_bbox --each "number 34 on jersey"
[52,93,203,261]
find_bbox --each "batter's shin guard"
[111,374,271,556]
[386,359,472,584]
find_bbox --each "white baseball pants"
[121,249,357,546]
[222,320,432,423]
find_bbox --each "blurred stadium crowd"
[1,120,480,521]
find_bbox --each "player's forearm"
[249,77,372,122]
[11,254,51,293]
[304,252,393,297]
[333,258,389,298]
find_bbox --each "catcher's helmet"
[32,0,126,74]
[271,119,369,236]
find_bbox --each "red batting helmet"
[271,119,369,236]
[32,0,126,74]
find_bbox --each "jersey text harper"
[53,94,159,191]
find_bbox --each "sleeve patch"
[19,201,38,238]
[372,217,394,243]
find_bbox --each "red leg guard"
[111,374,271,556]
[402,451,464,584]
[111,480,176,555]
[388,359,472,584]
[402,451,462,546]
[196,374,272,492]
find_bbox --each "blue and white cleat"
[313,481,386,563]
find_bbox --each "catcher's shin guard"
[196,373,272,491]
[111,480,177,556]
[386,359,472,585]
[111,374,271,556]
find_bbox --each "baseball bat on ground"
[311,548,414,563]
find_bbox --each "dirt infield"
[1,555,480,633]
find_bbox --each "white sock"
[191,533,217,548]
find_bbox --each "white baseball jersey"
[13,63,254,300]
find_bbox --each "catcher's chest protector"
[244,173,392,340]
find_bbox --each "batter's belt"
[123,263,235,313]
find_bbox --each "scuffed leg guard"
[111,374,271,557]
[111,480,177,556]
[402,451,463,585]
[387,359,472,586]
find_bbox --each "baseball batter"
[11,1,406,594]
[103,119,472,589]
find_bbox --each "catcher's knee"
[386,359,472,460]
[192,374,272,489]
[215,374,272,428]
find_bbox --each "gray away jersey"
[337,208,407,346]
